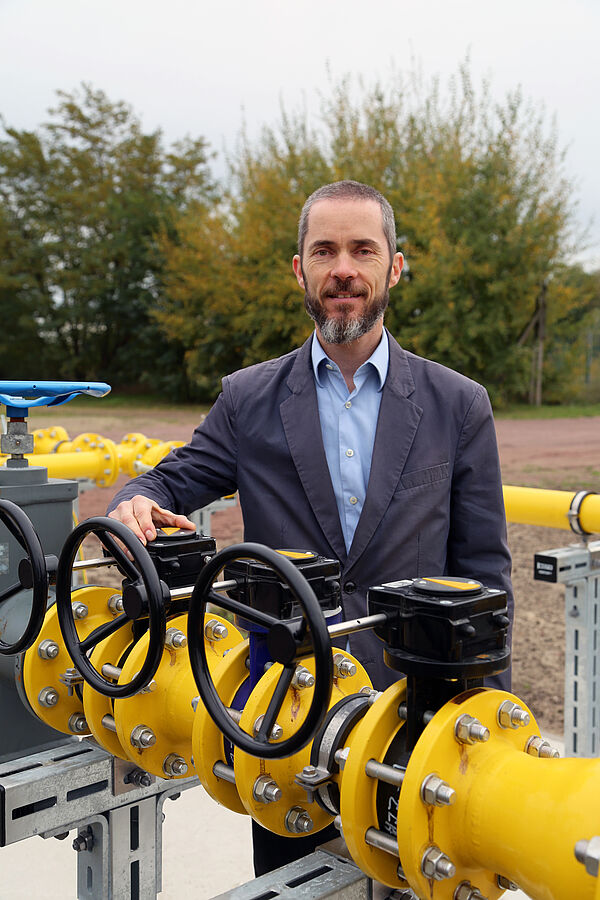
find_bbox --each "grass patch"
[495,403,600,419]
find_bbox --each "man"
[108,180,512,873]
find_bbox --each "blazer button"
[344,581,356,594]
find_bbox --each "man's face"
[292,198,403,344]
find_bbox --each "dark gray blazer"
[108,331,512,689]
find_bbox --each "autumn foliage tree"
[158,67,593,404]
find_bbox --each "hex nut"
[421,845,456,881]
[130,725,156,749]
[455,714,490,745]
[68,713,88,734]
[253,774,282,803]
[38,639,60,660]
[72,603,88,620]
[38,687,59,708]
[165,628,187,650]
[496,874,519,891]
[421,773,456,807]
[575,835,600,877]
[454,881,487,900]
[253,715,283,741]
[204,619,229,641]
[163,754,188,777]
[333,653,357,678]
[497,700,530,729]
[525,736,560,758]
[285,806,313,834]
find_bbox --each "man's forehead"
[306,197,385,240]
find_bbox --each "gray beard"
[304,290,389,345]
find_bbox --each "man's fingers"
[108,502,147,544]
[108,497,195,547]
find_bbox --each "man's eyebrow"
[307,238,382,251]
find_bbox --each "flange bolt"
[130,724,156,749]
[454,881,487,900]
[163,754,188,777]
[421,773,456,807]
[68,713,88,734]
[421,845,456,881]
[285,806,314,834]
[292,665,315,689]
[38,687,59,708]
[204,619,229,641]
[72,602,88,620]
[253,774,282,803]
[455,714,490,745]
[525,735,560,758]
[333,653,357,678]
[165,628,187,650]
[38,639,59,660]
[575,836,600,877]
[253,715,283,741]
[497,700,530,729]
[496,875,519,891]
[108,594,124,614]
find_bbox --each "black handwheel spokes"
[0,499,48,655]
[188,542,333,759]
[56,517,167,697]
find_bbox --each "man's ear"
[292,255,305,289]
[388,252,404,288]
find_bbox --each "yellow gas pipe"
[504,484,600,534]
[3,436,120,487]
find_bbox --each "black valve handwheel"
[56,517,167,697]
[188,542,333,759]
[0,498,48,655]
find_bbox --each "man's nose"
[330,252,358,280]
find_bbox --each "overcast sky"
[1,0,599,267]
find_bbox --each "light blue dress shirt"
[311,330,389,553]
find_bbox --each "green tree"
[0,85,215,392]
[158,65,584,404]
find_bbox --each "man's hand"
[108,495,196,545]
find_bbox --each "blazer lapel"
[345,333,423,572]
[280,338,347,563]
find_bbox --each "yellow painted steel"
[22,586,129,735]
[192,640,250,814]
[504,484,600,533]
[339,679,409,889]
[233,649,372,836]
[31,426,70,453]
[83,628,134,760]
[136,440,184,471]
[7,433,120,486]
[117,433,162,476]
[113,613,243,779]
[395,688,595,900]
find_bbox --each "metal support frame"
[189,496,237,537]
[534,540,600,756]
[0,740,199,899]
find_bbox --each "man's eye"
[358,248,373,255]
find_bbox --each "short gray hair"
[298,180,397,261]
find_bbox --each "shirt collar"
[311,329,389,391]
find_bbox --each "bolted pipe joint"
[285,806,313,834]
[422,845,456,881]
[38,687,59,708]
[333,652,357,678]
[420,773,456,807]
[204,618,229,641]
[292,665,315,689]
[165,627,187,650]
[525,735,560,758]
[497,699,530,729]
[38,639,59,660]
[163,753,188,777]
[455,714,490,745]
[454,881,487,900]
[108,593,124,615]
[130,724,156,749]
[253,774,282,804]
[68,713,88,734]
[71,602,88,620]
[575,835,600,877]
[253,715,283,741]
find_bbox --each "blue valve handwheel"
[0,382,111,418]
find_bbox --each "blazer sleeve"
[106,383,238,515]
[446,385,513,621]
